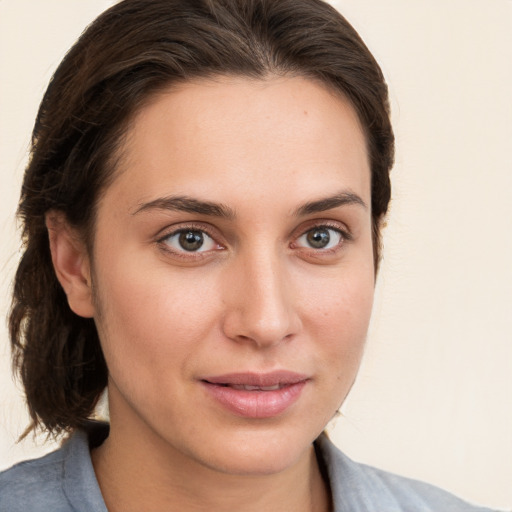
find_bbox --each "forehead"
[106,75,370,213]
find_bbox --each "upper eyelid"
[161,228,215,243]
[294,219,352,241]
[156,222,219,241]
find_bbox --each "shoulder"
[0,424,108,512]
[0,443,71,512]
[316,434,501,512]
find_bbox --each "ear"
[46,211,95,318]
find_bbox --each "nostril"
[220,281,300,347]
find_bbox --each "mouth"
[200,371,309,418]
[217,383,285,391]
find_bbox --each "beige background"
[1,1,511,509]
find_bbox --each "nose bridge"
[222,243,298,347]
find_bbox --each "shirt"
[0,423,501,511]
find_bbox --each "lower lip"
[202,381,307,419]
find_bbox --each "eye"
[296,226,344,250]
[162,229,218,253]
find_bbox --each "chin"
[187,423,321,476]
[205,447,310,477]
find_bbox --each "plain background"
[0,1,511,509]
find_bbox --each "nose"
[221,249,301,349]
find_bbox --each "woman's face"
[87,76,374,475]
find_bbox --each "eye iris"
[179,230,204,251]
[307,228,330,248]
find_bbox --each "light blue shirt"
[0,424,501,511]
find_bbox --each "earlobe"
[46,211,95,318]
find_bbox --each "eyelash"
[156,221,351,259]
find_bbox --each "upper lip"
[201,371,309,387]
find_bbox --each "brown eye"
[179,230,204,251]
[297,226,343,250]
[306,228,331,248]
[163,229,217,253]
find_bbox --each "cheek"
[301,264,374,335]
[91,250,222,378]
[290,268,374,425]
[299,266,374,376]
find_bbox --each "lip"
[200,371,309,419]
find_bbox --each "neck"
[91,418,331,512]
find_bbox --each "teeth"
[230,384,281,391]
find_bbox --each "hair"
[10,0,394,437]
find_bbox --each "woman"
[0,0,500,510]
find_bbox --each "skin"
[48,76,374,512]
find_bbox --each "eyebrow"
[133,190,366,219]
[133,195,236,219]
[294,191,367,216]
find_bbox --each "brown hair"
[10,0,394,436]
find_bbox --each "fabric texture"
[0,424,501,511]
